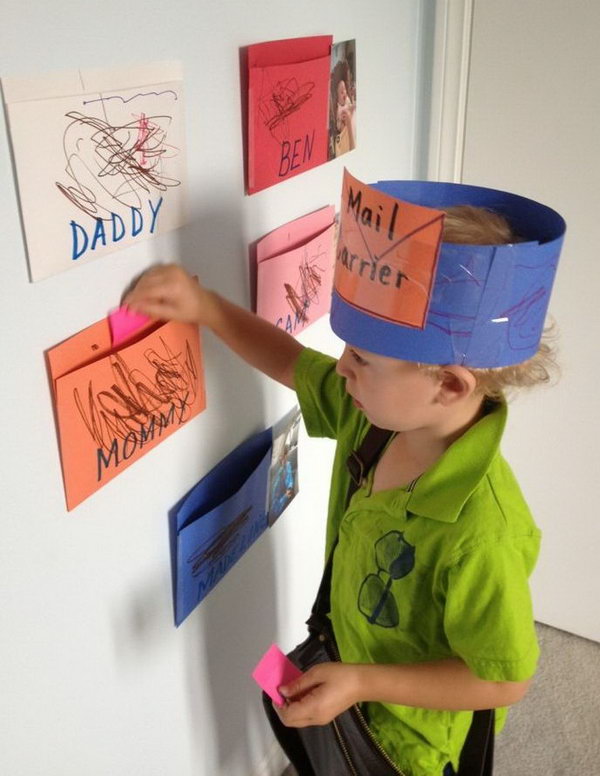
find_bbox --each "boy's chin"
[361,408,389,429]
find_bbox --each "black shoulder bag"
[262,425,495,776]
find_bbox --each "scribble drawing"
[73,337,199,452]
[56,97,181,219]
[186,507,253,577]
[284,242,327,323]
[502,285,548,351]
[82,90,178,106]
[258,72,315,145]
[134,113,152,167]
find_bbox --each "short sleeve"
[444,536,540,682]
[294,347,354,440]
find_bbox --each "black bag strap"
[458,708,495,776]
[311,424,394,620]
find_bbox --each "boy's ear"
[436,366,478,405]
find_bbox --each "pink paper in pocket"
[108,306,151,346]
[252,643,303,707]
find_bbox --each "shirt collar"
[405,399,507,523]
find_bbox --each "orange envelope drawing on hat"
[336,169,445,329]
[47,314,206,511]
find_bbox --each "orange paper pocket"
[47,316,206,510]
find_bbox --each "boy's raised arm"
[124,264,304,390]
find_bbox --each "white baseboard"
[250,739,289,776]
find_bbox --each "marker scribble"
[284,242,327,324]
[258,73,314,145]
[73,337,198,452]
[82,90,178,106]
[56,104,181,220]
[186,507,253,576]
[134,113,151,168]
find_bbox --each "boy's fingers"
[124,264,177,297]
[126,275,181,307]
[274,697,321,728]
[126,299,178,320]
[280,667,322,700]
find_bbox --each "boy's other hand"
[275,663,361,728]
[123,264,213,326]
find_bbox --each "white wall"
[460,0,600,642]
[0,2,430,774]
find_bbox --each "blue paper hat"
[330,180,566,367]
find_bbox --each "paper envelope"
[172,428,272,626]
[247,36,332,194]
[47,315,206,511]
[256,205,336,335]
[2,61,187,282]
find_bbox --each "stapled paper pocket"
[172,428,272,626]
[47,315,206,510]
[247,36,332,193]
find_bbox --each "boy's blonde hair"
[420,206,559,400]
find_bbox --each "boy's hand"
[124,262,303,388]
[123,264,214,326]
[275,663,362,728]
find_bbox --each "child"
[331,60,356,154]
[335,78,355,134]
[124,178,565,776]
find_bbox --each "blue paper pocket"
[172,428,272,626]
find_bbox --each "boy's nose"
[336,348,353,379]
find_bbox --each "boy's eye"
[350,349,367,366]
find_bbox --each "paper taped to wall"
[255,205,336,335]
[2,61,187,281]
[47,313,205,510]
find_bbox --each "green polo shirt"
[294,348,540,776]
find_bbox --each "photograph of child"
[268,407,301,526]
[329,40,356,159]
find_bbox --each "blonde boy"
[125,178,565,776]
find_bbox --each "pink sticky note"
[252,644,303,707]
[108,306,151,347]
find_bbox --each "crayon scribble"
[82,90,178,106]
[258,73,314,145]
[73,336,199,453]
[284,242,327,324]
[56,99,181,220]
[134,113,151,168]
[186,507,253,577]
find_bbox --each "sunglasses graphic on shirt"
[358,531,415,628]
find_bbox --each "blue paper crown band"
[330,179,566,367]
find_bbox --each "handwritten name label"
[96,394,189,481]
[70,196,163,260]
[278,131,315,177]
[192,508,267,602]
[72,338,200,484]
